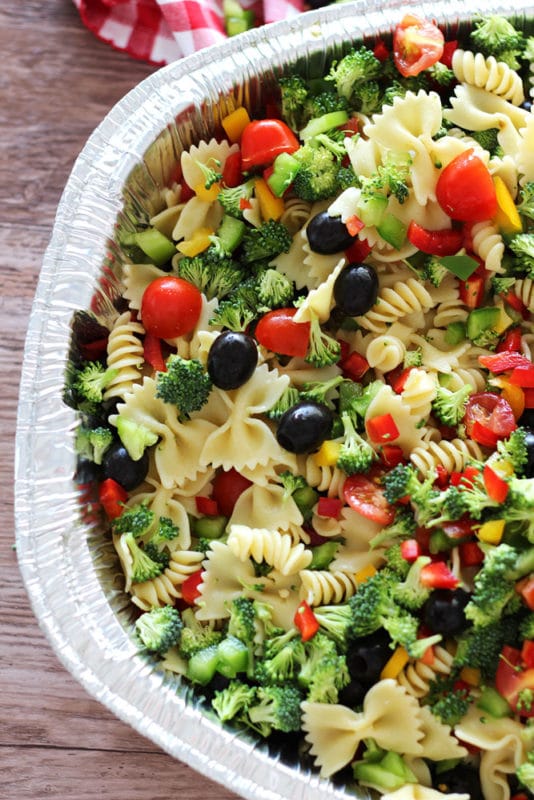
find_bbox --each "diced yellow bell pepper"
[355,564,377,584]
[177,226,214,256]
[493,175,523,235]
[380,646,410,680]
[489,375,525,422]
[493,302,515,335]
[313,440,342,467]
[194,181,221,202]
[254,177,285,221]
[477,518,505,545]
[460,666,481,687]
[222,107,251,143]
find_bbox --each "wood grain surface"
[1,2,239,797]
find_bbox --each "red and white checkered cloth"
[73,0,305,65]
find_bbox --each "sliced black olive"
[333,262,379,316]
[337,678,368,709]
[346,629,392,683]
[102,442,149,491]
[276,401,333,454]
[423,588,470,636]
[306,211,356,254]
[434,764,483,800]
[207,331,258,390]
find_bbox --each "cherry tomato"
[407,220,463,256]
[343,474,395,525]
[240,119,300,170]
[436,149,498,223]
[255,308,310,358]
[495,646,534,717]
[141,276,202,340]
[211,468,252,517]
[464,392,517,447]
[393,14,444,78]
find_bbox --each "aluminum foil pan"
[15,2,534,798]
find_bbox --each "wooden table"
[1,3,239,797]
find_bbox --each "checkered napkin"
[73,0,305,65]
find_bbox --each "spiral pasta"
[356,278,434,333]
[452,49,525,106]
[130,549,205,611]
[400,369,438,423]
[470,220,505,273]
[227,525,312,575]
[103,311,145,401]
[365,334,406,373]
[410,438,484,475]
[446,367,488,392]
[513,278,534,312]
[280,195,313,234]
[299,569,359,606]
[397,645,454,698]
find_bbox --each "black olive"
[346,629,393,683]
[276,401,333,454]
[306,211,356,254]
[522,427,534,479]
[207,331,258,390]
[423,588,470,636]
[434,764,483,800]
[102,442,149,491]
[338,678,368,709]
[333,262,379,316]
[519,409,534,428]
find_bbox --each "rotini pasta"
[452,49,525,106]
[227,525,312,575]
[410,438,483,475]
[397,645,454,698]
[299,569,359,606]
[356,278,433,333]
[131,549,205,610]
[103,311,145,401]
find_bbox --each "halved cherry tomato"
[255,308,310,358]
[143,332,167,372]
[436,149,498,223]
[464,392,517,447]
[393,14,444,78]
[317,497,344,519]
[222,150,243,188]
[181,569,204,605]
[294,600,320,642]
[141,276,202,339]
[99,478,128,519]
[366,413,400,444]
[518,577,534,612]
[420,561,459,589]
[407,220,463,256]
[240,119,300,170]
[341,351,369,381]
[343,474,395,525]
[211,468,252,517]
[495,646,534,717]
[483,464,509,503]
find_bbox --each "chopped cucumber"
[357,192,388,227]
[216,635,250,678]
[192,515,228,539]
[445,321,467,345]
[134,228,177,265]
[376,213,407,249]
[186,644,220,685]
[476,686,512,718]
[215,215,246,253]
[300,110,349,140]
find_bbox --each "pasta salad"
[65,13,534,800]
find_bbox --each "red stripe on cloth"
[75,0,113,34]
[127,1,163,61]
[158,0,224,34]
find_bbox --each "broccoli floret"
[465,543,523,627]
[383,543,411,578]
[313,132,347,159]
[428,61,456,86]
[218,179,256,219]
[265,386,300,420]
[422,255,449,287]
[240,220,292,266]
[520,614,534,641]
[176,250,244,300]
[517,753,534,793]
[305,313,341,368]
[352,80,383,115]
[143,516,180,567]
[212,679,257,723]
[135,605,183,654]
[114,415,159,461]
[404,348,423,368]
[257,629,306,683]
[210,297,257,332]
[113,502,155,536]
[453,621,506,680]
[227,596,256,644]
[74,361,118,404]
[369,505,418,549]
[278,74,311,131]
[75,424,114,465]
[299,636,350,704]
[308,90,350,118]
[509,234,534,275]
[492,275,517,296]
[297,632,336,685]
[120,530,163,584]
[179,607,223,658]
[517,182,534,222]
[497,428,529,475]
[382,464,439,526]
[292,142,342,202]
[348,570,441,657]
[360,152,412,205]
[278,470,308,500]
[245,684,303,736]
[155,355,212,421]
[300,374,346,410]
[469,128,503,158]
[313,604,352,648]
[503,476,534,542]
[328,46,383,101]
[393,556,432,611]
[432,383,473,426]
[428,678,471,726]
[470,15,525,66]
[196,158,222,189]
[337,410,377,475]
[336,164,360,191]
[256,268,294,309]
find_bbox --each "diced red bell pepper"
[179,181,196,201]
[80,337,108,361]
[222,150,243,188]
[340,116,361,137]
[373,39,390,62]
[195,496,219,516]
[317,496,344,519]
[338,339,350,363]
[420,561,459,589]
[524,389,534,409]
[434,464,449,490]
[518,576,534,612]
[341,351,369,381]
[440,39,458,68]
[181,569,204,605]
[459,541,484,566]
[380,444,405,468]
[366,413,400,444]
[400,539,422,562]
[501,291,528,319]
[407,220,464,256]
[387,366,413,394]
[346,215,365,237]
[99,478,128,519]
[497,327,523,353]
[522,640,534,669]
[345,238,371,263]
[459,274,485,309]
[294,600,320,642]
[483,464,509,503]
[143,332,167,372]
[450,465,480,489]
[478,351,532,373]
[509,365,534,388]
